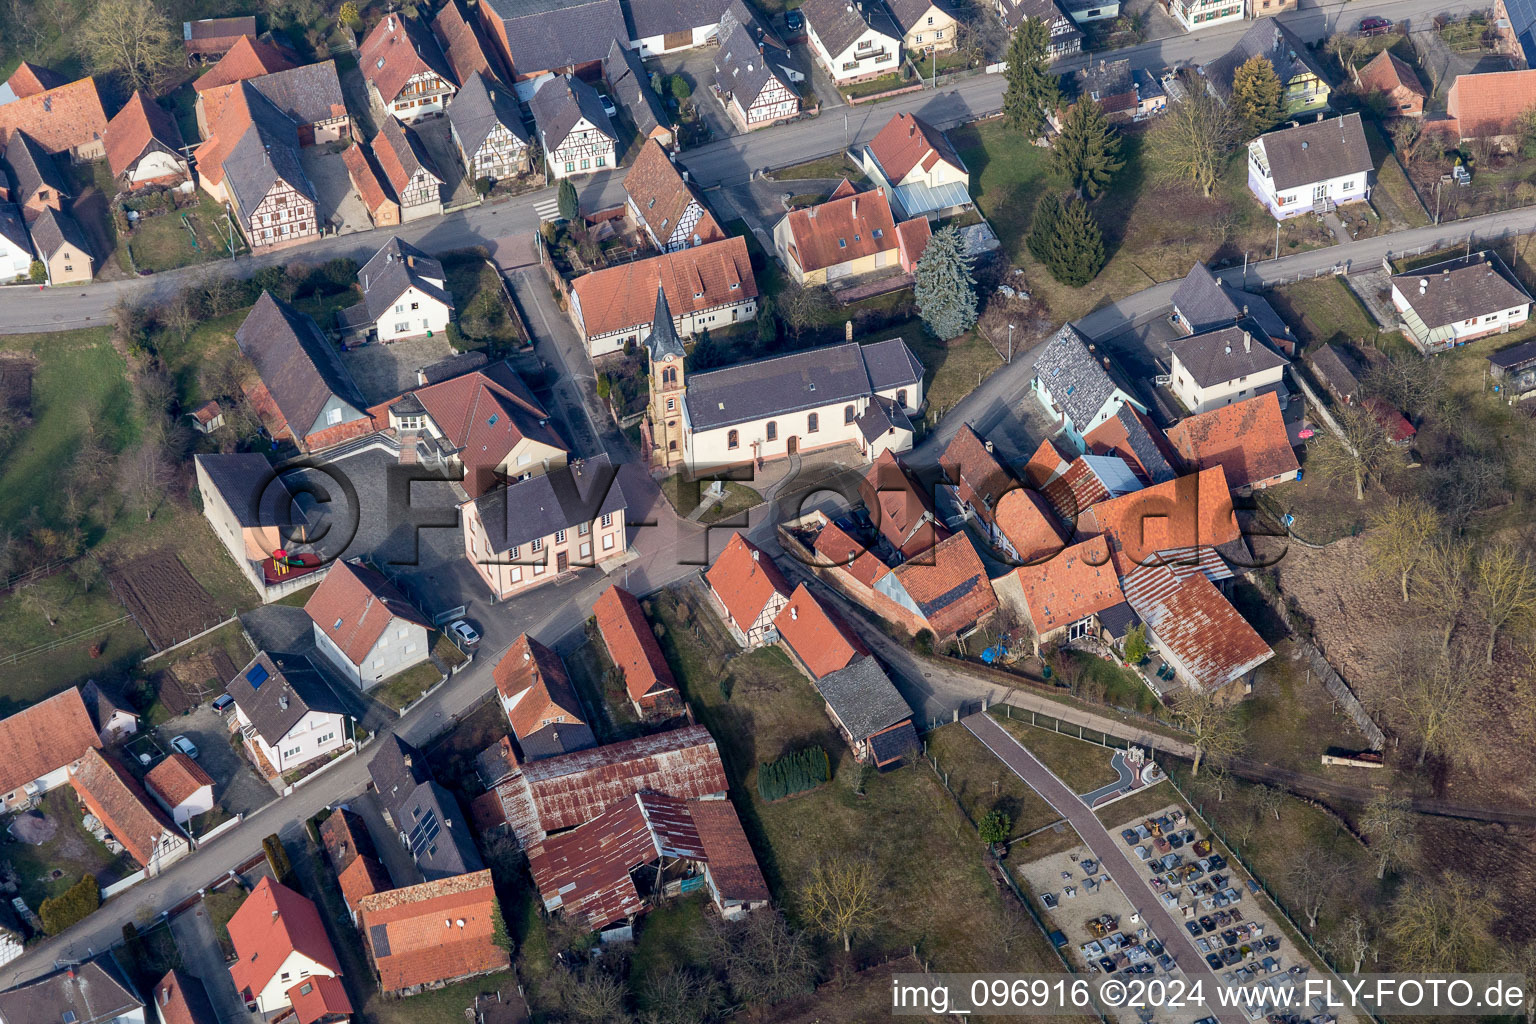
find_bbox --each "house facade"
[0,688,101,811]
[887,0,959,51]
[69,748,192,874]
[361,12,457,121]
[342,144,401,227]
[373,118,444,223]
[704,533,792,648]
[1248,113,1373,220]
[341,237,455,342]
[0,204,32,281]
[624,139,724,253]
[801,0,902,83]
[1206,21,1330,117]
[1169,324,1289,413]
[228,877,349,1018]
[30,206,93,284]
[103,91,189,191]
[237,292,372,452]
[306,559,433,689]
[860,112,972,219]
[773,182,901,285]
[1168,0,1243,31]
[712,8,800,131]
[145,752,216,826]
[1352,49,1425,117]
[995,0,1082,59]
[492,634,597,760]
[531,74,616,179]
[194,452,329,602]
[226,652,351,775]
[1031,323,1146,450]
[448,71,530,183]
[1390,251,1534,350]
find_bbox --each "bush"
[757,746,830,802]
[28,260,45,283]
[262,834,293,884]
[978,809,1012,845]
[475,176,493,197]
[1122,624,1149,664]
[670,74,692,102]
[40,875,100,935]
[914,629,935,655]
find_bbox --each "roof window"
[838,239,847,248]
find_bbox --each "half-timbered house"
[529,74,616,179]
[712,6,799,132]
[372,117,445,222]
[448,71,530,182]
[196,83,318,251]
[623,139,723,252]
[361,12,458,122]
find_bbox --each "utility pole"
[1007,323,1015,363]
[843,111,849,153]
[1274,220,1280,262]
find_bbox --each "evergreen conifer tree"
[1051,97,1124,199]
[1003,20,1058,139]
[1231,55,1284,137]
[913,225,979,339]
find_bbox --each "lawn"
[903,324,1004,418]
[1252,458,1385,545]
[648,585,1065,972]
[986,709,1123,794]
[769,154,867,183]
[658,474,762,523]
[2,789,134,912]
[842,72,908,100]
[923,722,1060,840]
[373,659,445,711]
[124,192,234,273]
[1266,276,1383,353]
[443,252,528,354]
[955,119,1333,323]
[565,632,645,743]
[1360,119,1431,230]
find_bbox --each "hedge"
[41,875,99,935]
[757,746,830,802]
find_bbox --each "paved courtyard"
[301,143,372,237]
[152,705,275,817]
[340,335,458,404]
[170,899,261,1023]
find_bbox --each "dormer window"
[872,228,883,238]
[333,618,343,629]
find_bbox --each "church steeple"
[645,284,687,470]
[644,284,685,362]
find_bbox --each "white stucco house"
[0,204,32,282]
[228,877,348,1019]
[145,752,216,826]
[1168,0,1243,31]
[1248,113,1373,220]
[338,237,455,342]
[1031,324,1146,451]
[1169,325,1290,413]
[226,653,351,775]
[1389,250,1534,352]
[801,0,902,84]
[305,559,434,689]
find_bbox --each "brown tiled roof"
[593,585,677,701]
[705,532,791,635]
[185,16,258,52]
[105,91,186,179]
[228,877,343,1000]
[1164,393,1298,490]
[69,748,179,868]
[781,183,898,274]
[867,112,965,183]
[433,0,502,85]
[688,797,769,903]
[285,975,352,1023]
[1447,68,1536,138]
[1076,466,1239,576]
[371,117,442,194]
[623,140,724,248]
[1003,534,1124,633]
[5,62,67,99]
[357,869,508,992]
[0,687,101,797]
[1254,113,1372,191]
[1390,251,1533,329]
[1041,456,1111,520]
[1082,406,1180,485]
[887,530,997,637]
[151,969,219,1024]
[525,793,656,928]
[193,36,295,95]
[360,11,455,104]
[338,853,391,913]
[994,488,1066,564]
[304,559,431,666]
[1022,437,1072,489]
[0,77,109,155]
[193,83,257,187]
[319,807,377,872]
[492,634,590,738]
[774,583,868,678]
[940,424,1011,525]
[861,448,946,559]
[812,517,887,587]
[572,236,756,339]
[1354,50,1425,101]
[342,142,394,214]
[895,215,930,266]
[1121,565,1272,690]
[145,752,214,809]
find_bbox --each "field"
[565,632,644,742]
[647,584,1068,976]
[107,552,222,650]
[373,659,444,711]
[986,710,1123,794]
[1266,276,1385,353]
[923,722,1060,840]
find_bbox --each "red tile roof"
[867,112,966,183]
[341,142,394,215]
[1022,437,1071,489]
[896,215,930,269]
[1354,50,1425,108]
[1042,456,1112,520]
[939,424,1011,525]
[194,36,295,94]
[319,808,374,873]
[1002,534,1124,634]
[433,0,502,85]
[572,236,756,339]
[337,852,391,914]
[1121,564,1272,690]
[105,91,186,179]
[151,969,219,1024]
[1082,406,1181,482]
[623,140,724,248]
[492,634,590,739]
[811,517,886,587]
[593,585,677,702]
[1076,466,1239,576]
[704,532,792,635]
[774,583,869,678]
[5,62,67,99]
[861,448,947,558]
[782,183,898,274]
[145,752,214,809]
[356,869,509,993]
[0,687,101,796]
[193,85,257,188]
[284,974,352,1024]
[304,560,432,667]
[688,797,769,903]
[994,488,1066,564]
[360,12,452,104]
[887,531,998,637]
[1446,68,1536,139]
[184,16,258,55]
[0,77,109,155]
[1164,393,1298,490]
[228,877,344,1002]
[69,748,180,869]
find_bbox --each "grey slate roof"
[396,780,485,879]
[248,59,347,127]
[4,129,69,203]
[236,292,367,435]
[644,285,685,361]
[380,116,445,188]
[1255,113,1372,192]
[1071,57,1134,104]
[683,339,923,431]
[0,202,32,259]
[482,0,628,74]
[223,85,316,232]
[802,0,900,56]
[1307,343,1361,398]
[885,0,950,32]
[1490,337,1536,370]
[713,6,796,109]
[1034,323,1119,429]
[604,39,669,140]
[28,205,91,263]
[1390,252,1533,329]
[224,651,347,747]
[352,236,456,325]
[448,71,530,158]
[1171,263,1293,348]
[473,453,627,552]
[529,73,616,152]
[1171,324,1289,388]
[518,718,599,760]
[855,393,913,442]
[420,350,490,384]
[868,720,919,762]
[195,453,292,528]
[1109,406,1177,484]
[369,734,432,819]
[0,955,141,1024]
[815,654,913,741]
[1205,19,1326,100]
[624,0,732,40]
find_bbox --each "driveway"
[154,705,274,818]
[239,603,396,735]
[647,47,737,141]
[341,335,457,404]
[170,898,260,1023]
[301,143,372,237]
[412,115,479,211]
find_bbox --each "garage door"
[827,262,851,281]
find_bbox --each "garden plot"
[107,552,224,650]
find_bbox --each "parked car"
[212,694,234,715]
[449,620,481,647]
[785,8,805,32]
[1359,16,1391,35]
[170,735,199,759]
[599,93,617,118]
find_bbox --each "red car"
[1359,16,1391,35]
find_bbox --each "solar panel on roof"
[368,922,391,957]
[408,809,440,857]
[247,664,270,688]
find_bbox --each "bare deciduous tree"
[1285,850,1349,930]
[703,910,818,1005]
[1366,498,1440,602]
[18,582,60,628]
[116,442,171,522]
[79,0,179,91]
[566,969,632,1024]
[1168,688,1242,776]
[1472,541,1536,665]
[777,283,830,341]
[1322,912,1374,974]
[1151,85,1239,198]
[1413,538,1472,654]
[1387,875,1496,972]
[1358,793,1416,880]
[1387,644,1479,766]
[1305,404,1406,501]
[800,854,882,953]
[1252,784,1284,823]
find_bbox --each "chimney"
[1243,331,1251,354]
[403,752,413,768]
[67,968,75,980]
[1442,268,1450,277]
[791,606,798,620]
[851,197,858,218]
[752,549,760,563]
[161,986,171,1007]
[407,255,414,268]
[1102,357,1110,368]
[388,14,395,31]
[272,910,279,922]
